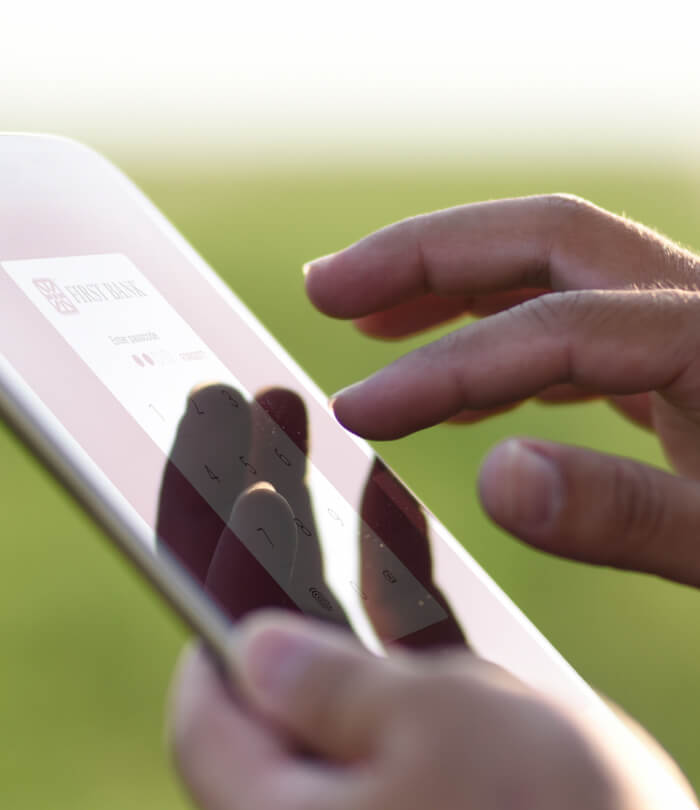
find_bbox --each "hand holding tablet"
[0,136,696,807]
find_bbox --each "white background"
[2,0,699,160]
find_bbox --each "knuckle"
[543,192,591,217]
[511,290,587,337]
[542,194,598,237]
[515,290,637,385]
[540,193,599,276]
[541,193,594,241]
[516,292,566,333]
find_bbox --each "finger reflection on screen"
[156,384,252,584]
[157,384,466,649]
[157,384,349,627]
[360,458,468,650]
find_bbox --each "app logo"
[32,278,79,315]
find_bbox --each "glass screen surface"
[0,137,476,654]
[1,251,450,646]
[0,138,603,701]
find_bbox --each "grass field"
[2,154,700,807]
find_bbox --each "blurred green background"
[2,155,700,807]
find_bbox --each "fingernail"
[243,625,320,702]
[481,440,563,529]
[303,252,337,277]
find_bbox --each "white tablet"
[0,133,692,805]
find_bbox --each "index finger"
[331,289,700,440]
[304,195,700,319]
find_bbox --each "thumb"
[479,438,700,587]
[232,611,395,760]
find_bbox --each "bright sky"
[2,0,700,158]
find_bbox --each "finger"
[171,644,372,810]
[249,389,310,583]
[250,388,318,575]
[233,611,397,761]
[355,294,654,430]
[204,486,299,619]
[171,643,285,810]
[478,438,700,586]
[157,385,251,583]
[253,387,309,457]
[445,385,594,425]
[251,388,349,626]
[305,196,699,319]
[359,457,467,648]
[331,289,700,440]
[447,389,652,430]
[353,289,544,340]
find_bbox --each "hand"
[169,195,700,810]
[304,195,700,586]
[172,611,667,810]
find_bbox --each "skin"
[169,194,700,809]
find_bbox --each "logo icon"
[32,278,78,315]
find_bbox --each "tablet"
[0,133,694,805]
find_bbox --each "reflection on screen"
[3,253,454,645]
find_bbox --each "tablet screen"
[0,138,589,697]
[1,249,451,647]
[0,133,470,653]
